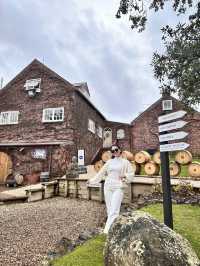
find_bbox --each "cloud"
[0,0,184,123]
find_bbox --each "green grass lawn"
[51,204,200,266]
[51,234,106,266]
[142,204,200,258]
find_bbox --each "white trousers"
[103,186,124,234]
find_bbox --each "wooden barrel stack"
[93,149,200,179]
[134,151,160,176]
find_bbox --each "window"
[162,100,173,111]
[42,107,64,122]
[117,129,125,139]
[88,119,95,133]
[97,126,103,138]
[0,111,19,125]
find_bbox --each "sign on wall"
[32,149,47,159]
[78,149,85,166]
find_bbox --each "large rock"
[104,211,200,266]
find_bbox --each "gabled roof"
[131,95,199,125]
[0,59,106,120]
[0,59,75,94]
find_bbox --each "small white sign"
[159,120,187,133]
[78,149,85,166]
[159,131,188,142]
[32,149,46,159]
[160,142,190,152]
[158,110,187,124]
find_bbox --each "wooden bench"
[41,180,59,198]
[25,187,45,202]
[87,181,104,203]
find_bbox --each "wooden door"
[103,128,112,148]
[0,152,12,183]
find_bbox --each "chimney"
[160,87,171,98]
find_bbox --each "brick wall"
[131,97,200,155]
[73,91,105,164]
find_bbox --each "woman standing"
[88,145,135,234]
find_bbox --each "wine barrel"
[101,151,112,162]
[94,160,104,172]
[0,152,13,183]
[131,161,141,175]
[169,162,181,177]
[188,162,200,178]
[153,151,161,164]
[144,161,160,176]
[135,151,151,164]
[175,150,192,165]
[14,173,24,185]
[121,151,134,161]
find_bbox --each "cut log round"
[121,151,134,161]
[169,162,181,177]
[188,162,200,178]
[131,161,141,175]
[144,161,160,176]
[94,160,104,172]
[135,151,151,164]
[175,150,192,165]
[101,151,112,162]
[14,173,24,185]
[0,152,13,183]
[153,151,161,164]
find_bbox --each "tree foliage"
[116,0,194,32]
[152,16,200,106]
[116,1,200,107]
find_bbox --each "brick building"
[131,95,200,155]
[0,59,128,183]
[0,59,199,183]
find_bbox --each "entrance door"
[103,128,112,148]
[0,152,12,183]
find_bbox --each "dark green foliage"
[116,1,200,107]
[116,0,195,31]
[152,15,200,106]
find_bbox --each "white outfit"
[89,157,135,234]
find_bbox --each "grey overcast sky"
[0,0,191,123]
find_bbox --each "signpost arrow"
[159,131,188,142]
[160,142,190,152]
[159,120,187,133]
[158,110,187,123]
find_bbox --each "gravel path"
[0,197,106,266]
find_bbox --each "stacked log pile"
[93,149,200,179]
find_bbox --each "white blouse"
[89,157,135,189]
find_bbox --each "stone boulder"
[104,211,200,266]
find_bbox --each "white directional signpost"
[159,131,188,142]
[160,142,190,152]
[158,108,189,229]
[158,120,188,133]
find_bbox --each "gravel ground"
[0,197,106,266]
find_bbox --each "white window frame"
[42,107,64,123]
[97,126,103,138]
[117,129,125,139]
[88,119,95,134]
[0,111,19,125]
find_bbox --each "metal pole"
[160,149,173,229]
